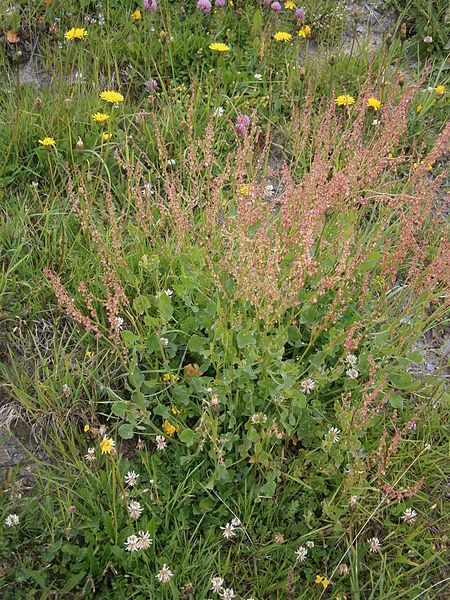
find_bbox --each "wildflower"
[368,537,381,553]
[434,85,446,96]
[62,384,71,396]
[338,563,349,576]
[84,424,90,432]
[346,367,359,379]
[315,575,324,584]
[165,288,173,296]
[274,31,292,42]
[298,25,311,38]
[132,9,142,21]
[423,35,433,43]
[214,106,225,117]
[285,1,296,8]
[114,316,124,329]
[211,576,224,593]
[162,420,177,437]
[349,495,358,508]
[295,7,304,20]
[146,78,159,92]
[254,73,262,81]
[271,2,282,11]
[235,114,250,136]
[155,435,167,450]
[372,118,379,125]
[92,112,109,123]
[231,517,241,528]
[221,590,236,600]
[85,447,96,463]
[124,534,140,552]
[215,0,226,6]
[125,471,140,487]
[306,540,314,548]
[144,0,158,12]
[5,514,19,527]
[98,424,107,436]
[100,436,115,455]
[100,90,124,104]
[322,578,330,589]
[156,564,174,583]
[402,508,417,525]
[335,94,355,107]
[221,522,236,539]
[265,183,275,196]
[128,500,144,520]
[38,137,56,147]
[300,378,315,394]
[239,184,250,196]
[274,532,285,543]
[136,438,145,450]
[416,103,422,114]
[328,427,340,443]
[209,42,230,52]
[197,0,212,13]
[137,530,152,549]
[64,27,88,40]
[366,97,381,111]
[295,546,307,561]
[345,354,357,366]
[103,130,111,140]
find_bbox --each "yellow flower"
[335,94,355,107]
[100,90,124,104]
[322,578,330,589]
[132,9,142,21]
[298,25,312,39]
[171,406,182,416]
[284,1,296,8]
[315,575,324,584]
[239,184,250,196]
[64,27,88,40]
[102,132,112,141]
[162,420,178,437]
[100,437,115,455]
[209,42,230,52]
[426,163,433,172]
[92,112,110,123]
[434,85,445,96]
[388,152,393,159]
[274,31,292,42]
[162,373,171,382]
[366,97,381,111]
[86,350,94,358]
[38,136,56,147]
[84,424,90,433]
[416,103,422,114]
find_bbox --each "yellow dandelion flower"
[92,112,110,123]
[434,85,445,96]
[298,25,312,39]
[285,1,296,8]
[86,350,94,358]
[100,90,124,104]
[162,373,171,382]
[388,152,393,159]
[274,31,292,42]
[132,9,142,21]
[239,184,250,196]
[335,94,355,107]
[366,97,381,111]
[162,420,177,437]
[322,578,330,589]
[416,103,422,114]
[171,406,182,416]
[38,136,56,147]
[315,575,324,584]
[102,132,112,141]
[64,27,88,40]
[209,42,230,52]
[84,424,90,433]
[100,436,115,455]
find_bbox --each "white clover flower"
[214,106,225,118]
[5,514,19,528]
[98,424,107,436]
[164,288,173,296]
[368,537,381,553]
[220,589,236,600]
[328,427,340,443]
[306,540,315,548]
[372,118,379,125]
[338,563,349,575]
[251,413,261,425]
[220,522,236,540]
[85,447,96,463]
[167,159,176,166]
[137,530,152,549]
[254,73,262,80]
[211,576,224,593]
[300,378,315,394]
[349,495,358,508]
[346,367,359,379]
[156,564,173,583]
[295,546,308,561]
[265,183,275,196]
[402,508,417,525]
[423,35,433,43]
[155,435,167,450]
[345,354,357,366]
[231,517,241,528]
[160,337,169,346]
[128,500,144,520]
[124,534,140,552]
[125,471,139,487]
[114,316,124,329]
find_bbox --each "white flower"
[125,471,139,487]
[423,35,433,43]
[221,522,236,540]
[368,537,381,553]
[295,546,308,561]
[156,564,173,583]
[300,378,315,394]
[5,514,19,528]
[349,495,358,508]
[254,73,262,80]
[164,288,173,296]
[62,384,71,396]
[251,413,261,425]
[265,183,275,196]
[167,159,176,166]
[124,534,140,552]
[155,435,167,450]
[210,394,219,408]
[160,337,169,346]
[85,447,96,463]
[328,427,340,443]
[346,367,359,379]
[128,500,144,520]
[114,316,124,329]
[98,424,107,436]
[220,589,236,600]
[306,540,315,548]
[211,576,224,593]
[137,530,152,549]
[372,119,379,125]
[338,563,349,575]
[402,508,417,525]
[231,517,241,528]
[345,354,357,366]
[214,106,225,118]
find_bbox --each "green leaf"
[111,402,128,418]
[179,428,195,447]
[389,394,404,410]
[118,423,134,439]
[188,334,208,354]
[236,330,256,349]
[64,572,85,592]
